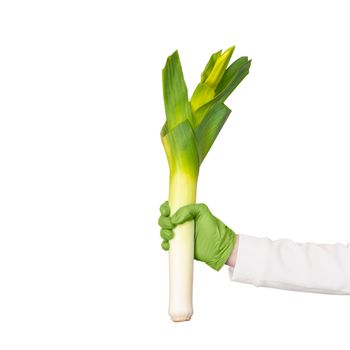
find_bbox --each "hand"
[158,201,237,271]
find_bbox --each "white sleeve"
[229,234,350,294]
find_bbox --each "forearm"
[228,234,350,295]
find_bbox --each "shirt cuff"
[228,234,271,286]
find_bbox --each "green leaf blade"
[215,57,251,96]
[190,47,235,117]
[194,58,251,124]
[195,103,231,163]
[204,46,235,89]
[162,51,193,131]
[200,50,222,83]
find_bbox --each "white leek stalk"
[168,174,197,321]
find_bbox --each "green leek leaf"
[216,56,250,95]
[162,51,193,131]
[194,59,251,123]
[195,103,231,163]
[200,50,222,83]
[204,46,234,89]
[190,47,235,117]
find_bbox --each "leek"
[161,47,251,322]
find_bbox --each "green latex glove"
[158,201,236,271]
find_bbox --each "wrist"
[226,234,239,268]
[209,225,237,271]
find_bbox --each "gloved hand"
[158,201,236,271]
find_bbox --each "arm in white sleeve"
[229,234,350,294]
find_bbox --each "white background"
[1,0,349,349]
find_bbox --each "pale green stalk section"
[168,173,197,321]
[161,120,199,322]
